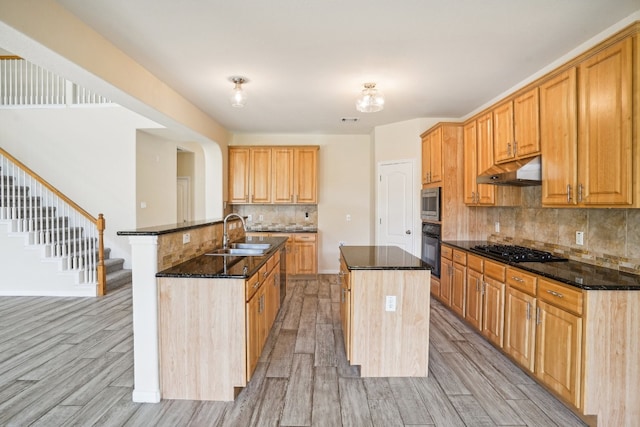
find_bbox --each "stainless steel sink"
[229,242,271,250]
[205,248,265,256]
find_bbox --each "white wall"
[0,106,161,265]
[231,133,372,273]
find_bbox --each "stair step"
[106,268,132,292]
[16,216,69,231]
[0,185,29,195]
[9,206,57,219]
[0,175,14,185]
[0,196,42,207]
[104,257,125,274]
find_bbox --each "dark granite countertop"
[117,218,226,236]
[340,245,429,270]
[247,227,317,233]
[156,237,288,279]
[442,240,640,291]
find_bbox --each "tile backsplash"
[232,205,318,230]
[477,186,640,275]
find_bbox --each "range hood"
[476,156,542,186]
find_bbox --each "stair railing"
[0,147,106,295]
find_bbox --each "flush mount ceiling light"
[355,82,385,113]
[229,76,248,108]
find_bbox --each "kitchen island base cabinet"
[348,269,430,377]
[158,278,246,401]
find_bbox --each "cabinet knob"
[405,230,411,235]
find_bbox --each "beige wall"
[230,133,372,273]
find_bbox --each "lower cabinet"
[504,286,536,372]
[248,232,317,275]
[535,278,583,409]
[339,255,351,361]
[439,247,453,306]
[450,249,467,317]
[465,261,484,330]
[246,282,266,378]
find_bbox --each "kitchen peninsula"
[339,245,431,376]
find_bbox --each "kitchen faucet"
[223,213,247,249]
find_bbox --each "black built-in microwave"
[421,187,441,221]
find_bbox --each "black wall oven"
[421,222,441,278]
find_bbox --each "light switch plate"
[182,233,190,244]
[385,295,397,312]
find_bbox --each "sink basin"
[230,242,271,250]
[206,248,267,256]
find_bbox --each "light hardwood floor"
[0,275,587,426]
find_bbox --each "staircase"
[0,165,130,296]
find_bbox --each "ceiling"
[51,0,640,135]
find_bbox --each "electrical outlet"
[495,221,500,233]
[385,295,397,312]
[247,214,252,222]
[346,214,351,222]
[259,214,264,221]
[576,231,584,246]
[182,233,190,244]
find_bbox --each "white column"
[128,235,161,403]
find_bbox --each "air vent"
[341,117,359,122]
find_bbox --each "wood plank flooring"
[0,275,587,426]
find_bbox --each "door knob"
[406,230,411,234]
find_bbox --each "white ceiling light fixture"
[355,82,384,113]
[229,76,248,108]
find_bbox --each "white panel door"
[177,177,191,223]
[377,160,415,253]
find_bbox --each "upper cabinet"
[493,88,540,164]
[541,36,637,207]
[420,126,443,187]
[229,145,319,205]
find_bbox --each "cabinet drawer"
[246,265,267,301]
[294,233,317,242]
[506,267,537,295]
[467,254,483,272]
[441,245,453,260]
[485,260,506,281]
[538,278,583,316]
[452,249,467,266]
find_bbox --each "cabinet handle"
[511,276,524,283]
[481,282,485,295]
[513,141,518,156]
[536,306,541,325]
[253,281,260,289]
[507,143,512,157]
[526,301,531,320]
[546,289,564,298]
[566,184,572,203]
[341,288,345,303]
[263,271,268,279]
[578,183,583,203]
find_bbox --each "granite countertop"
[247,225,317,233]
[156,237,288,279]
[117,218,225,236]
[340,245,429,270]
[442,240,640,291]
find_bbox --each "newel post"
[97,213,106,296]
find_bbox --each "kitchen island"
[339,245,431,377]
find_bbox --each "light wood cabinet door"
[272,147,295,203]
[540,68,578,205]
[504,286,536,372]
[482,277,505,348]
[535,300,583,408]
[473,113,496,205]
[294,147,318,204]
[451,262,466,317]
[463,121,479,205]
[421,134,430,186]
[493,100,514,163]
[513,87,540,158]
[578,37,633,206]
[228,147,250,203]
[465,268,483,330]
[246,284,266,379]
[294,234,317,275]
[440,257,453,306]
[249,148,272,203]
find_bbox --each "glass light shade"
[356,84,384,113]
[230,84,247,108]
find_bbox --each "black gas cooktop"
[471,244,568,263]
